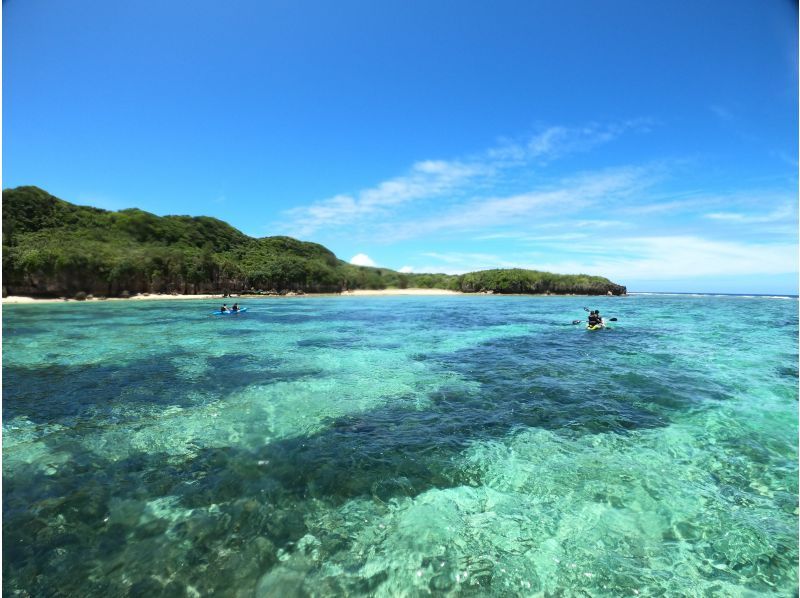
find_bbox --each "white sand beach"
[2,288,464,304]
[341,288,462,296]
[2,293,222,304]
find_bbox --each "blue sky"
[4,0,798,293]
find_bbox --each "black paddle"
[580,306,617,322]
[572,317,617,325]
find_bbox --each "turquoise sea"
[3,294,798,596]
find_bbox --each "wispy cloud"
[422,251,514,265]
[379,166,651,242]
[275,118,797,287]
[279,120,651,237]
[496,119,654,164]
[532,236,798,280]
[472,231,533,241]
[473,231,589,242]
[704,204,795,224]
[414,235,798,281]
[540,219,631,229]
[412,251,524,275]
[710,104,735,121]
[619,197,706,215]
[773,151,799,168]
[283,159,490,237]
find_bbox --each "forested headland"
[2,187,627,298]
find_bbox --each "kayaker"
[587,310,602,327]
[231,303,239,312]
[220,304,228,313]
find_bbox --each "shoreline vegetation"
[2,289,462,304]
[3,186,627,298]
[3,287,610,304]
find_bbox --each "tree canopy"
[2,186,626,297]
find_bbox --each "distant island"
[2,186,626,298]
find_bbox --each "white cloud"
[278,120,651,236]
[399,266,414,273]
[558,219,630,229]
[704,205,795,224]
[527,126,568,157]
[620,198,705,215]
[473,231,590,242]
[349,253,377,267]
[530,233,590,241]
[473,231,531,241]
[531,236,799,281]
[283,159,490,237]
[422,251,510,264]
[416,251,527,274]
[414,236,798,282]
[380,166,650,242]
[619,191,796,224]
[492,120,653,164]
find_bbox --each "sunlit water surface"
[3,295,798,596]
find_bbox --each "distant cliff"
[2,186,626,297]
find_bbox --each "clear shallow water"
[3,295,797,596]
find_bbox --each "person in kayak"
[231,303,239,312]
[220,304,228,313]
[587,310,603,327]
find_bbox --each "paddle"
[580,306,617,322]
[572,317,617,325]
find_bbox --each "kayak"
[212,307,248,316]
[587,318,607,330]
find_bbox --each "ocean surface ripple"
[3,295,798,596]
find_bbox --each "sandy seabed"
[2,288,463,304]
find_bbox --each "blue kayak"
[212,307,248,315]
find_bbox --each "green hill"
[2,186,626,297]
